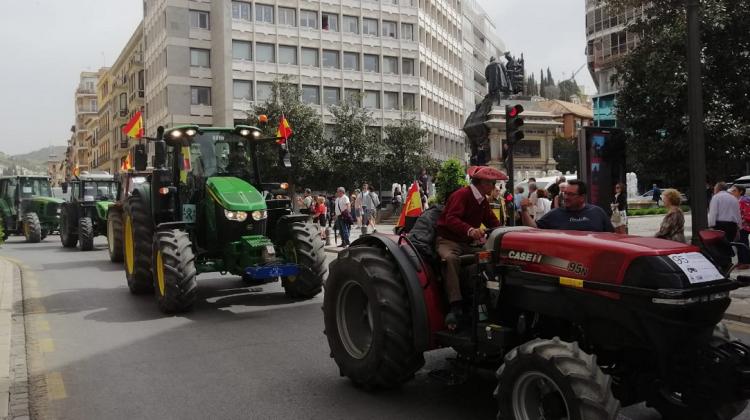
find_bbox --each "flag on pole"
[122,111,144,139]
[275,114,293,144]
[396,181,423,228]
[121,153,132,171]
[73,163,80,177]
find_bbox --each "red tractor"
[324,227,750,419]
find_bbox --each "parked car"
[730,175,750,195]
[628,188,688,207]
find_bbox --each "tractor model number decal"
[566,262,589,276]
[182,204,196,223]
[506,250,543,263]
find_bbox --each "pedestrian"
[391,186,403,217]
[528,182,538,216]
[534,188,551,220]
[354,188,363,228]
[365,185,380,232]
[350,192,358,228]
[731,185,749,269]
[334,187,352,247]
[302,188,314,212]
[652,183,661,206]
[418,168,430,196]
[655,188,686,243]
[513,186,525,223]
[520,180,614,232]
[313,196,328,240]
[611,182,628,234]
[548,176,565,209]
[488,184,507,225]
[420,186,428,211]
[708,182,741,243]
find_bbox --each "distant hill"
[0,145,67,175]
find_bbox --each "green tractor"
[0,175,64,242]
[59,172,118,251]
[106,145,150,262]
[124,125,326,313]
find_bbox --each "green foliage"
[0,224,4,246]
[557,80,581,101]
[614,0,750,186]
[627,205,691,217]
[435,159,467,204]
[552,137,578,174]
[381,118,434,186]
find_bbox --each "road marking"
[725,319,750,335]
[34,319,50,332]
[46,372,67,400]
[38,338,55,353]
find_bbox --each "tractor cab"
[59,171,118,251]
[0,175,63,242]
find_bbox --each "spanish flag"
[397,181,423,228]
[121,153,132,171]
[275,114,293,145]
[73,163,80,177]
[122,111,144,139]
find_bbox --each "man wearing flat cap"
[436,166,507,331]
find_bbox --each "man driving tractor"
[436,166,507,331]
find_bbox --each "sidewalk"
[0,257,27,420]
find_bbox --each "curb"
[0,257,29,420]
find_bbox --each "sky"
[0,0,594,156]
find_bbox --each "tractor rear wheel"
[324,245,424,389]
[59,206,78,247]
[281,222,326,299]
[152,229,197,313]
[23,213,42,243]
[496,337,620,420]
[107,207,124,262]
[124,194,154,294]
[78,217,94,251]
[0,215,8,241]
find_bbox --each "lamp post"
[686,0,708,242]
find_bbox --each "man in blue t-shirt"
[520,180,614,232]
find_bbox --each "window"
[301,48,318,66]
[233,80,253,100]
[384,91,399,109]
[256,82,273,102]
[278,45,297,65]
[343,52,359,70]
[383,56,398,74]
[363,54,379,72]
[278,7,296,26]
[322,50,339,68]
[119,93,127,112]
[256,43,275,62]
[345,89,361,106]
[255,4,273,23]
[231,1,251,21]
[363,90,379,108]
[403,93,416,110]
[302,85,320,105]
[190,48,210,67]
[189,10,209,29]
[402,58,414,75]
[343,15,359,34]
[363,18,378,36]
[323,87,340,106]
[232,40,252,60]
[382,20,397,38]
[191,86,211,105]
[401,23,414,40]
[300,10,318,29]
[322,13,338,31]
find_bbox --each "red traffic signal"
[508,104,524,118]
[506,104,525,146]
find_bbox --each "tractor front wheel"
[152,229,197,313]
[496,337,621,420]
[280,222,326,299]
[107,207,124,262]
[23,213,42,243]
[59,206,78,247]
[324,245,424,389]
[124,194,154,294]
[78,217,94,251]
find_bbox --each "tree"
[613,0,750,186]
[546,67,555,86]
[381,118,433,186]
[543,84,560,100]
[553,137,578,174]
[539,70,546,97]
[434,159,467,204]
[558,79,581,102]
[248,79,324,189]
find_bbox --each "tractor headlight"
[224,209,248,222]
[251,210,267,221]
[84,195,94,202]
[56,208,61,214]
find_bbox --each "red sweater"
[437,186,500,242]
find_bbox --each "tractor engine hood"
[22,196,64,205]
[206,177,266,212]
[95,201,113,220]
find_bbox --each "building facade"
[537,99,594,139]
[142,0,504,161]
[94,69,113,172]
[585,0,644,127]
[68,71,102,179]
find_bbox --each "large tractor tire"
[495,337,621,420]
[78,217,94,251]
[23,213,42,243]
[124,194,154,294]
[152,229,198,313]
[280,222,326,299]
[59,206,78,248]
[647,323,749,420]
[0,214,9,241]
[107,207,124,262]
[324,245,425,389]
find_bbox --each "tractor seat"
[698,229,749,274]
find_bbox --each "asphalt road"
[1,235,749,420]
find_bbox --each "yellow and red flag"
[121,153,132,171]
[73,163,80,177]
[122,111,144,139]
[275,114,293,144]
[397,181,423,227]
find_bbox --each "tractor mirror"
[154,141,167,168]
[134,144,147,171]
[61,182,68,194]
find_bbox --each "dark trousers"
[336,217,350,245]
[739,229,750,264]
[715,221,738,244]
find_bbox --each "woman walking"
[312,196,328,240]
[655,188,685,243]
[392,186,403,217]
[611,183,628,234]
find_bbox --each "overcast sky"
[0,0,594,156]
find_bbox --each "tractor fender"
[277,214,309,225]
[350,234,430,352]
[130,183,152,215]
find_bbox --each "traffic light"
[506,104,525,146]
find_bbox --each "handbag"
[610,204,622,224]
[338,200,354,225]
